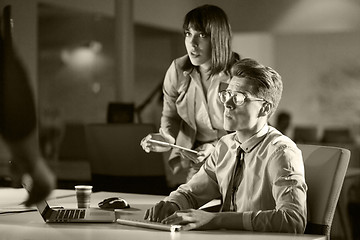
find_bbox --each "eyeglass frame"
[218,90,266,106]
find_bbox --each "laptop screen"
[36,200,49,216]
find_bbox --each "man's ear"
[259,102,272,117]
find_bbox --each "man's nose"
[224,96,235,109]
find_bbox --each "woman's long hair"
[183,5,236,76]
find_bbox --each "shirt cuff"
[163,191,190,210]
[242,211,254,231]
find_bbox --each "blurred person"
[274,111,291,136]
[0,6,55,206]
[141,5,240,182]
[144,58,307,233]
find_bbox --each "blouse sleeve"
[160,61,182,139]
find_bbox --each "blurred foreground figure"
[0,5,55,206]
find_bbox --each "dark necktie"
[221,147,245,212]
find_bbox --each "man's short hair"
[230,58,283,117]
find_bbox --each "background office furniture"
[321,128,353,144]
[0,137,11,186]
[318,127,360,239]
[49,122,91,188]
[85,123,169,195]
[0,188,327,240]
[299,144,350,240]
[293,126,319,144]
[341,168,360,240]
[58,122,88,162]
[107,102,135,123]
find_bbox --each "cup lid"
[75,185,93,189]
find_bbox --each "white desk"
[0,188,326,240]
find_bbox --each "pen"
[148,139,198,154]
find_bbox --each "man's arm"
[162,145,307,232]
[164,147,222,210]
[144,145,222,222]
[249,145,307,233]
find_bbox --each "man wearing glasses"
[144,58,307,233]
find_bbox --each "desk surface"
[0,188,325,240]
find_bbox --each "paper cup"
[75,185,93,208]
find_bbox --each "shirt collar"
[183,68,195,77]
[183,67,225,79]
[236,124,269,153]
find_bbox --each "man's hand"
[144,201,179,222]
[162,209,218,231]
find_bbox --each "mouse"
[98,197,130,209]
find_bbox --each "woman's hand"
[179,150,198,163]
[140,128,175,153]
[180,143,215,164]
[196,143,215,162]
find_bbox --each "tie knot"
[237,147,244,162]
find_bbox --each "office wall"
[232,33,275,68]
[36,4,184,124]
[2,0,360,131]
[232,31,360,139]
[275,32,360,132]
[37,4,116,124]
[134,26,184,126]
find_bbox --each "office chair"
[107,102,134,123]
[85,123,169,195]
[58,122,87,161]
[298,144,350,239]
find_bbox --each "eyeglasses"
[218,90,266,106]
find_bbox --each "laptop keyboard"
[116,218,182,232]
[55,209,86,220]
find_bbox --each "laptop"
[23,184,115,223]
[34,199,115,223]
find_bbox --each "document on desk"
[0,188,76,215]
[0,206,37,215]
[148,139,198,154]
[0,188,36,214]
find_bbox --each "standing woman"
[141,5,239,182]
